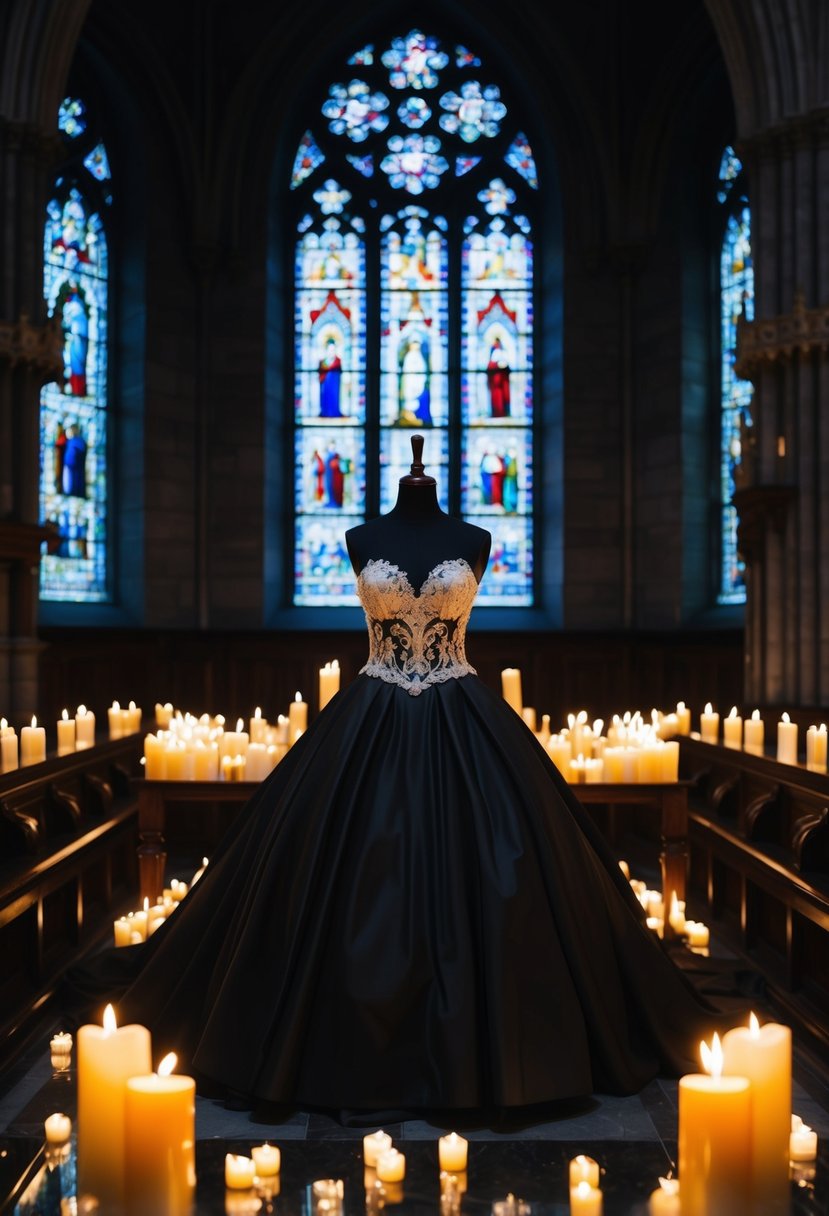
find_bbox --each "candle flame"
[749,1011,760,1036]
[670,890,679,914]
[143,897,149,912]
[700,1032,723,1078]
[752,709,761,721]
[567,713,575,729]
[677,701,686,711]
[574,1181,593,1199]
[782,711,790,724]
[62,709,69,721]
[112,700,120,711]
[158,1052,177,1077]
[31,715,37,728]
[658,1178,680,1196]
[294,691,302,703]
[77,705,87,715]
[103,1004,117,1033]
[593,719,604,736]
[704,702,713,715]
[236,718,244,733]
[728,706,738,718]
[129,700,136,711]
[254,706,262,718]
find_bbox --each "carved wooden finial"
[398,433,436,486]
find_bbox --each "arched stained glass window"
[718,145,753,606]
[290,30,537,606]
[39,97,112,602]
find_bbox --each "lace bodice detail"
[358,558,478,695]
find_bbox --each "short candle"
[44,1112,72,1144]
[225,1154,256,1189]
[50,1031,73,1070]
[789,1123,818,1161]
[363,1129,392,1167]
[648,1177,680,1215]
[251,1143,281,1176]
[569,1179,603,1215]
[438,1132,468,1172]
[568,1155,600,1188]
[376,1148,406,1182]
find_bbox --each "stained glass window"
[718,147,753,605]
[289,30,537,605]
[39,98,112,603]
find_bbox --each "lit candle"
[75,704,96,749]
[743,708,764,755]
[225,1154,256,1189]
[648,1177,680,1215]
[438,1132,468,1172]
[319,660,341,711]
[668,891,686,935]
[568,1156,600,1188]
[676,701,691,735]
[723,1012,791,1209]
[723,706,742,749]
[618,860,630,879]
[155,701,173,728]
[131,897,151,941]
[521,706,537,732]
[44,1112,72,1144]
[569,1180,603,1214]
[789,1121,818,1161]
[125,701,142,733]
[777,711,798,764]
[678,1033,752,1216]
[0,720,18,773]
[20,715,46,766]
[363,1129,393,1167]
[251,1142,281,1177]
[806,723,827,773]
[50,1031,73,1071]
[108,700,125,739]
[376,1148,406,1182]
[124,1052,196,1216]
[699,702,719,744]
[249,706,267,743]
[288,692,308,745]
[685,920,710,948]
[500,667,523,714]
[57,708,76,756]
[77,1004,152,1209]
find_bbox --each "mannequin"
[346,435,490,589]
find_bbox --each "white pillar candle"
[57,708,76,756]
[743,708,764,755]
[363,1129,392,1167]
[676,701,691,735]
[806,723,827,773]
[124,1053,196,1216]
[114,916,133,947]
[723,1013,791,1208]
[699,702,719,744]
[500,667,522,714]
[568,1156,600,1188]
[723,706,742,749]
[125,701,142,733]
[319,660,341,711]
[20,716,46,766]
[108,700,124,739]
[660,740,680,782]
[75,705,95,749]
[77,1004,152,1209]
[547,734,572,776]
[668,891,686,935]
[225,1154,256,1189]
[249,706,267,743]
[776,712,798,764]
[438,1133,468,1172]
[648,1177,680,1215]
[155,702,173,728]
[245,742,270,782]
[569,1180,603,1214]
[1,725,18,773]
[44,1112,72,1144]
[288,692,308,745]
[376,1148,406,1182]
[789,1123,818,1161]
[251,1143,281,1176]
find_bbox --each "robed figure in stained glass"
[318,338,343,417]
[398,335,432,426]
[62,422,87,498]
[486,336,510,417]
[62,285,90,396]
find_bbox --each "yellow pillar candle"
[319,660,341,711]
[438,1132,468,1172]
[568,1156,600,1188]
[363,1129,392,1167]
[806,723,827,773]
[699,702,719,744]
[743,709,764,755]
[676,701,691,735]
[678,1033,752,1216]
[77,1004,152,1209]
[20,716,46,766]
[108,700,125,739]
[225,1154,256,1189]
[113,916,133,947]
[288,692,308,745]
[789,1121,818,1161]
[57,709,76,756]
[44,1112,72,1144]
[1,724,18,773]
[75,704,95,749]
[648,1177,680,1215]
[376,1148,406,1182]
[251,1143,281,1177]
[155,701,174,728]
[723,1013,791,1210]
[569,1180,603,1214]
[500,667,523,714]
[124,1052,196,1216]
[249,706,268,743]
[660,740,679,782]
[723,706,742,749]
[776,712,798,764]
[685,920,710,948]
[547,734,572,776]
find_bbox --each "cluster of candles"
[112,861,204,946]
[0,701,141,772]
[698,703,828,771]
[43,1013,819,1215]
[620,860,711,947]
[144,699,309,782]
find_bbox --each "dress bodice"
[357,558,478,695]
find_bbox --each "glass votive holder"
[50,1032,73,1072]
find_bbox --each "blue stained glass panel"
[291,131,325,189]
[58,97,86,138]
[322,81,389,142]
[470,515,533,606]
[455,46,481,69]
[295,515,360,606]
[84,143,111,182]
[382,31,449,90]
[347,154,373,178]
[380,134,449,193]
[461,427,531,516]
[719,204,753,604]
[717,145,743,204]
[439,82,507,142]
[348,45,374,66]
[380,428,449,513]
[505,132,538,189]
[294,426,365,516]
[456,157,481,177]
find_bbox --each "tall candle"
[57,708,76,756]
[723,1013,791,1211]
[500,667,523,714]
[75,705,95,749]
[678,1034,752,1216]
[108,700,125,739]
[288,692,308,744]
[699,702,719,744]
[77,1004,152,1209]
[806,723,827,773]
[676,701,691,735]
[743,709,764,756]
[319,660,341,711]
[124,1052,196,1216]
[776,712,798,764]
[249,706,267,743]
[723,706,742,749]
[20,716,46,766]
[0,723,18,773]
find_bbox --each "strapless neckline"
[358,557,477,600]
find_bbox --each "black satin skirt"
[73,674,728,1112]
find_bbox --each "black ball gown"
[106,556,720,1113]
